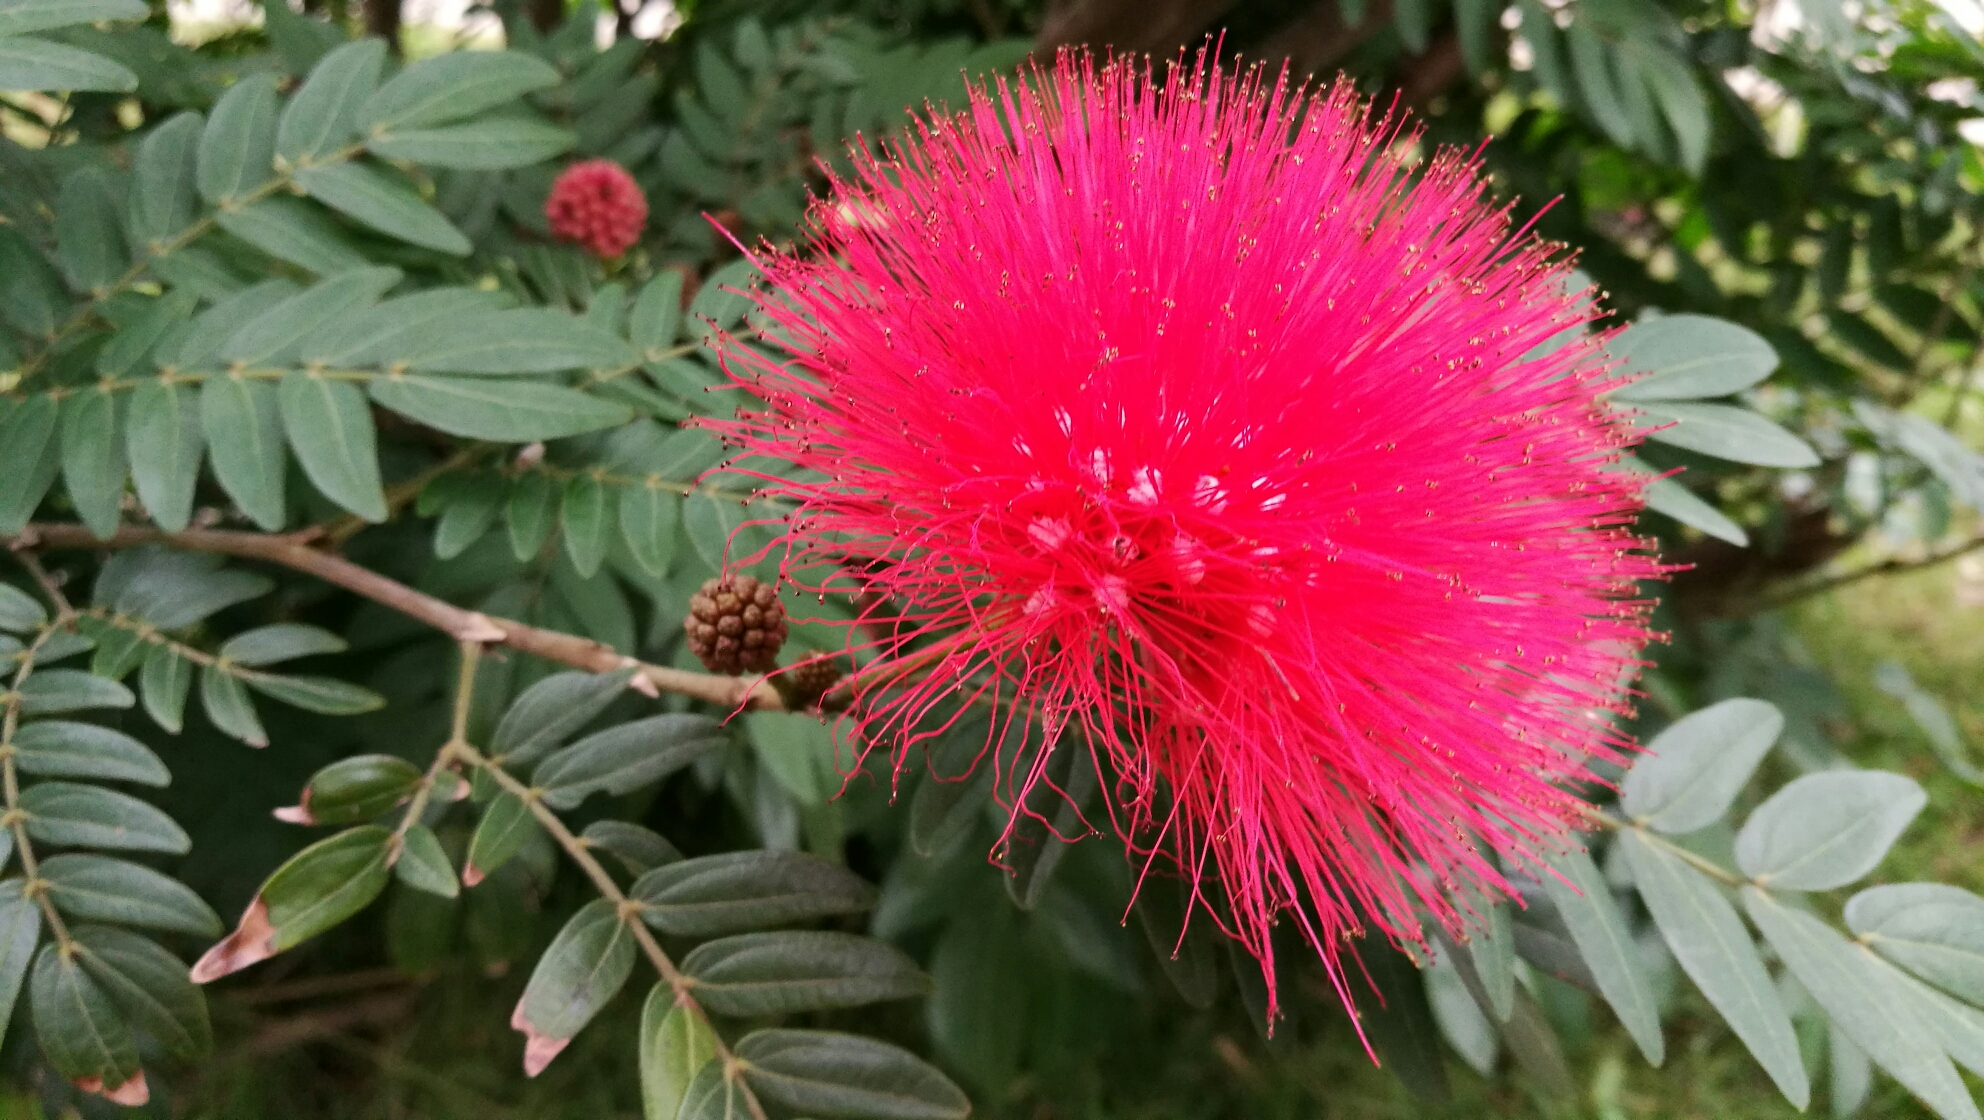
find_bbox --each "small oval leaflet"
[1735,770,1927,891]
[633,851,877,938]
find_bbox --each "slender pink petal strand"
[706,50,1662,1024]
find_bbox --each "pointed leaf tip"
[190,899,276,983]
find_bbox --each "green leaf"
[220,622,346,666]
[59,388,125,540]
[1620,831,1808,1108]
[514,899,635,1075]
[0,583,46,631]
[0,35,136,92]
[1539,843,1664,1064]
[215,196,371,276]
[397,308,637,374]
[490,667,635,767]
[224,266,400,366]
[0,0,146,35]
[1452,0,1495,74]
[0,889,39,1053]
[138,644,191,733]
[1358,941,1453,1101]
[190,820,394,987]
[1735,770,1926,890]
[1393,0,1432,50]
[359,49,561,130]
[259,0,339,73]
[1846,883,1984,1006]
[29,944,140,1092]
[287,754,420,825]
[1638,46,1710,175]
[683,931,928,1017]
[581,820,681,876]
[368,376,633,441]
[200,377,287,530]
[1466,895,1517,1023]
[0,395,61,535]
[618,481,680,578]
[86,623,145,681]
[40,853,221,936]
[262,825,393,951]
[276,38,387,165]
[242,671,385,715]
[747,713,840,806]
[99,285,196,378]
[54,167,129,292]
[1001,736,1096,910]
[1621,698,1782,833]
[12,720,168,786]
[71,925,210,1059]
[293,162,471,255]
[1425,950,1496,1079]
[103,549,273,628]
[126,111,203,252]
[639,989,716,1120]
[632,851,876,938]
[561,473,610,578]
[1609,315,1779,402]
[1745,889,1981,1120]
[197,72,279,205]
[299,286,508,366]
[433,475,506,559]
[534,714,725,811]
[734,1029,970,1120]
[1633,401,1821,468]
[18,669,134,715]
[907,721,995,859]
[508,471,557,560]
[199,664,266,746]
[1642,474,1749,546]
[394,825,458,899]
[1131,875,1219,1010]
[687,259,759,343]
[20,781,189,853]
[464,792,537,885]
[125,379,204,531]
[1567,26,1634,147]
[630,271,684,354]
[279,370,388,521]
[368,113,578,169]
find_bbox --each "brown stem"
[1752,532,1984,614]
[457,743,770,1120]
[10,524,786,712]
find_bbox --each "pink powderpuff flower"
[706,49,1663,1022]
[545,159,648,258]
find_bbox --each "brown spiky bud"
[685,575,786,675]
[776,654,845,711]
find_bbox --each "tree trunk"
[362,0,399,51]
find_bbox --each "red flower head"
[709,51,1662,1020]
[545,159,648,258]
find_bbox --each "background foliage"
[3,0,1984,1115]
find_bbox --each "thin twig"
[456,743,771,1120]
[390,642,481,854]
[1580,804,1749,888]
[10,524,786,712]
[2,554,77,944]
[1753,532,1984,613]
